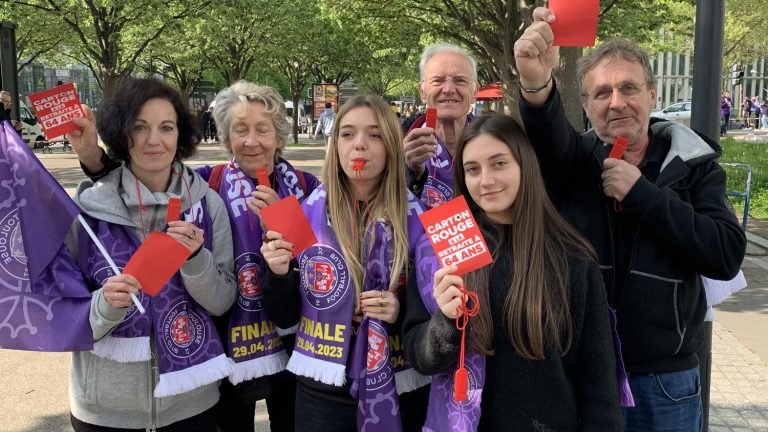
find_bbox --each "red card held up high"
[549,0,599,47]
[27,82,84,140]
[418,195,493,276]
[123,232,192,297]
[260,195,317,257]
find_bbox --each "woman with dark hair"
[260,94,432,431]
[403,113,623,431]
[67,77,237,431]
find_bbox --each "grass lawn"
[719,137,768,220]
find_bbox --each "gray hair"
[419,43,478,92]
[212,81,290,161]
[578,38,657,100]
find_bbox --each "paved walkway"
[1,138,767,431]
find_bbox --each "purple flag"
[0,121,92,351]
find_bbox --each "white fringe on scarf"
[154,354,234,398]
[287,350,346,386]
[276,324,298,336]
[395,368,432,395]
[91,335,150,362]
[228,351,288,384]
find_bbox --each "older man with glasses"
[403,43,478,209]
[514,7,746,432]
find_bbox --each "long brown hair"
[453,113,596,360]
[323,95,409,310]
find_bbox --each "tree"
[0,3,72,73]
[10,0,208,94]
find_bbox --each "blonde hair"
[323,95,409,310]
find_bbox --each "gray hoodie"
[67,162,236,429]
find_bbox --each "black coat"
[519,83,746,373]
[403,242,623,431]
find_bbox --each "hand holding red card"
[549,0,599,47]
[123,232,193,297]
[260,195,317,257]
[27,83,84,140]
[418,195,493,275]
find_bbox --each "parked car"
[17,101,46,149]
[651,101,692,127]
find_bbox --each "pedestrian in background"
[313,102,336,147]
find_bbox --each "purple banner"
[0,120,92,352]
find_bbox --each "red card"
[608,136,629,159]
[27,83,84,140]
[425,107,437,129]
[418,195,493,275]
[260,195,317,257]
[166,197,181,224]
[123,232,192,297]
[256,167,270,187]
[549,0,599,47]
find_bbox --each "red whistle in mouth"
[608,136,629,159]
[425,107,438,129]
[256,167,270,187]
[352,160,366,171]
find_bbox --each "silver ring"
[190,230,196,239]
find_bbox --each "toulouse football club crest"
[235,253,267,311]
[162,303,205,358]
[299,245,349,310]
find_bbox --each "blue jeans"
[622,367,702,432]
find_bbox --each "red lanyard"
[454,286,479,402]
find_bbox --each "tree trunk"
[292,93,301,144]
[557,47,585,132]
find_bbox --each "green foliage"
[720,137,768,219]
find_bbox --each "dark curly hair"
[96,78,200,162]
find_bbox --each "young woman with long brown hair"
[403,113,623,431]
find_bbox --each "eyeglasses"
[424,75,473,88]
[585,82,646,102]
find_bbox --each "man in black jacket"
[514,7,746,432]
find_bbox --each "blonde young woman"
[261,95,432,431]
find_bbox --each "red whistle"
[166,197,181,224]
[608,136,629,159]
[425,107,437,129]
[256,167,270,187]
[454,367,469,402]
[352,159,366,171]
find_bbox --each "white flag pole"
[77,214,145,314]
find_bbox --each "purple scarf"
[213,158,306,384]
[77,200,231,398]
[291,186,431,430]
[412,238,485,431]
[410,115,474,209]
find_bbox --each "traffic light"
[731,70,744,87]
